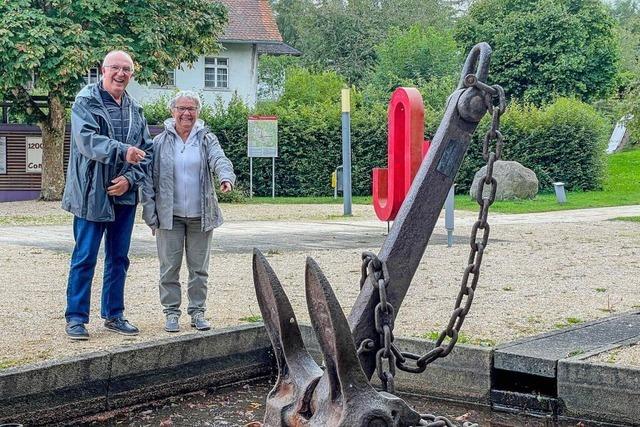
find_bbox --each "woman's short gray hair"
[168,90,202,111]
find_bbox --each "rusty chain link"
[360,251,397,394]
[358,78,505,427]
[418,414,478,427]
[396,80,505,373]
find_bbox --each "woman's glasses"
[175,106,198,113]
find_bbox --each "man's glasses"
[175,106,198,113]
[104,65,134,75]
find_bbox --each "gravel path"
[0,201,638,369]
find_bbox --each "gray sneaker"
[165,314,180,333]
[190,313,211,331]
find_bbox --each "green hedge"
[458,98,609,194]
[214,100,387,197]
[143,94,608,197]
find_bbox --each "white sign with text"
[26,136,43,173]
[248,116,278,158]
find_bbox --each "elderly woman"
[142,91,236,332]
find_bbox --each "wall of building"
[127,43,258,108]
[0,125,163,202]
[0,125,70,202]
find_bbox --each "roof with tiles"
[218,0,283,43]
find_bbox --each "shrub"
[457,98,609,194]
[278,67,345,107]
[142,95,172,125]
[143,80,608,198]
[215,181,247,203]
[366,25,460,99]
[257,54,300,101]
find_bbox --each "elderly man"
[62,50,153,340]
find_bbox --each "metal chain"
[358,253,477,427]
[357,78,505,427]
[360,251,397,394]
[418,414,478,427]
[394,80,506,373]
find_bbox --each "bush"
[278,67,345,107]
[142,95,172,125]
[457,98,609,194]
[143,79,608,198]
[257,55,300,101]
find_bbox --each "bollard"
[553,182,567,204]
[444,185,455,247]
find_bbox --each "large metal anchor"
[252,42,505,427]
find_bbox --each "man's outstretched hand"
[126,146,146,164]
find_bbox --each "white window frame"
[166,69,176,87]
[204,57,229,89]
[84,67,101,85]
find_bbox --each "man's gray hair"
[102,50,134,69]
[168,91,202,111]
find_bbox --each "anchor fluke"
[304,257,421,427]
[252,249,323,426]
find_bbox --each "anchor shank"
[349,86,489,378]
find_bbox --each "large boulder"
[470,160,538,200]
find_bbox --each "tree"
[610,0,640,26]
[364,25,460,104]
[607,0,640,144]
[609,0,640,89]
[272,0,457,85]
[0,0,227,200]
[455,0,620,105]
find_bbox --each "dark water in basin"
[67,379,602,427]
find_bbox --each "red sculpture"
[373,87,430,221]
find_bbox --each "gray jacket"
[62,84,153,222]
[142,119,236,232]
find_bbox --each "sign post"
[341,88,352,216]
[444,185,455,247]
[247,116,278,198]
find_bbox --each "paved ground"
[2,204,638,254]
[0,220,458,255]
[0,201,639,368]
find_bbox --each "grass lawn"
[246,148,640,214]
[459,148,640,214]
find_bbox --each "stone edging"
[1,323,639,426]
[0,324,274,426]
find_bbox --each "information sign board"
[26,136,43,173]
[248,116,278,157]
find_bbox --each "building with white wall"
[86,0,299,108]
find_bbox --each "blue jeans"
[65,204,137,324]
